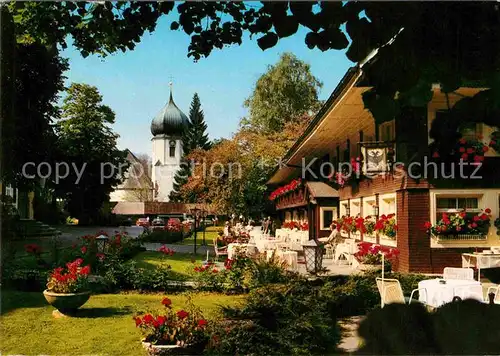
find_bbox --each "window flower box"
[425,209,492,237]
[432,233,487,241]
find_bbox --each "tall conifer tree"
[169,93,211,201]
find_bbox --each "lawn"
[132,251,204,280]
[0,290,244,355]
[175,226,221,246]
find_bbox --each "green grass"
[0,290,244,355]
[132,251,204,281]
[175,226,221,246]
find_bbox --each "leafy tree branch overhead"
[9,1,500,138]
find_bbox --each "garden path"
[338,316,363,353]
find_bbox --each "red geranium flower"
[143,314,154,324]
[161,297,172,307]
[198,319,208,327]
[459,147,466,153]
[459,138,467,144]
[80,265,91,275]
[81,246,87,254]
[485,208,492,214]
[134,317,142,327]
[176,310,189,319]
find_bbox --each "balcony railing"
[358,141,396,174]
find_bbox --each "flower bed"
[425,209,491,239]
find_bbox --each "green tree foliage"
[55,83,128,225]
[8,2,500,146]
[358,300,500,354]
[170,93,211,202]
[185,93,211,152]
[0,15,68,189]
[243,52,322,133]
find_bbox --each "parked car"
[136,217,150,228]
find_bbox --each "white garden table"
[462,253,500,281]
[418,278,483,308]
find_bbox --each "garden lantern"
[96,234,109,254]
[190,207,201,254]
[302,239,323,274]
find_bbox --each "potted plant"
[43,258,91,315]
[135,296,209,355]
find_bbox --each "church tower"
[150,83,189,201]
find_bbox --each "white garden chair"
[443,267,474,281]
[213,239,228,262]
[376,278,428,308]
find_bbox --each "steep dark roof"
[151,86,189,136]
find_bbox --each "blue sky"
[62,17,353,156]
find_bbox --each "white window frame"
[430,191,483,226]
[350,198,361,217]
[362,196,377,219]
[379,193,397,217]
[319,207,337,231]
[378,193,397,246]
[340,201,348,217]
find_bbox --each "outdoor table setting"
[227,243,257,259]
[418,278,483,308]
[334,239,358,264]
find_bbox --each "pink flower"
[81,246,87,254]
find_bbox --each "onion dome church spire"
[150,82,189,136]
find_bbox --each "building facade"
[268,64,500,273]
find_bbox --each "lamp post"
[202,209,208,246]
[96,234,109,254]
[190,207,201,255]
[302,239,323,274]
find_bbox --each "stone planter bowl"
[142,341,203,356]
[43,290,91,314]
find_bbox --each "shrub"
[2,269,47,292]
[100,258,183,292]
[358,300,500,354]
[190,256,295,294]
[206,281,341,355]
[141,230,183,244]
[320,271,428,317]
